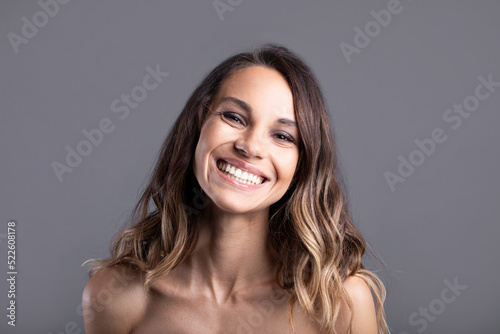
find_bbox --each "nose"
[234,128,266,158]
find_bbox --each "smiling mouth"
[217,161,266,185]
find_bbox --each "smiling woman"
[194,66,299,215]
[82,44,389,334]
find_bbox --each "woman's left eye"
[274,132,296,144]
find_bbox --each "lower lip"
[214,160,266,190]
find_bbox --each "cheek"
[276,151,299,182]
[194,122,227,176]
[193,130,210,179]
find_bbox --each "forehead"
[213,66,295,119]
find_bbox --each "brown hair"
[86,44,388,333]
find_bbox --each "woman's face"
[193,65,299,216]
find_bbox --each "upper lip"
[217,158,268,180]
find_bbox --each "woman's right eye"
[221,112,245,126]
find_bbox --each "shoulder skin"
[335,275,379,334]
[82,265,148,334]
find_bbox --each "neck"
[182,204,278,304]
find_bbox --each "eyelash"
[221,111,244,124]
[219,111,296,144]
[274,132,296,143]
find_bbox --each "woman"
[83,44,389,333]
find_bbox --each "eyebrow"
[217,96,298,128]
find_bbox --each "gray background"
[1,0,499,333]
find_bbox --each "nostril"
[235,146,248,156]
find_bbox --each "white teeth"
[217,161,264,185]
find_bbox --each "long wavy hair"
[86,44,388,333]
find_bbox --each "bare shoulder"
[335,275,378,334]
[82,265,148,334]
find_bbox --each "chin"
[208,198,266,216]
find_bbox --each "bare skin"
[82,264,377,333]
[82,205,323,333]
[82,66,379,333]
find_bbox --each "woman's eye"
[275,132,296,144]
[221,112,245,126]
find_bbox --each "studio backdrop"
[1,0,499,333]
